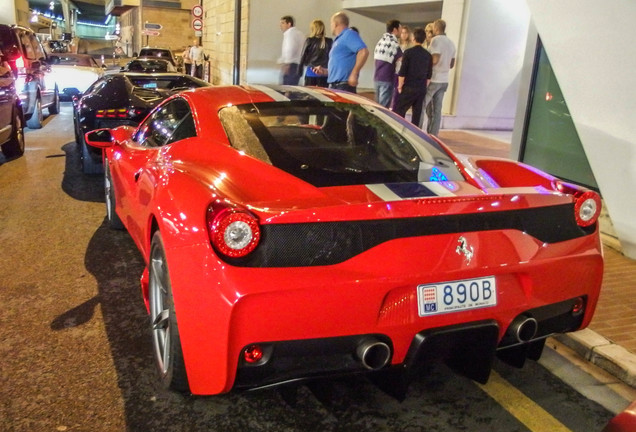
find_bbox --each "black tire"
[48,88,60,115]
[1,107,25,158]
[80,133,103,174]
[104,160,124,230]
[149,231,190,392]
[26,97,43,129]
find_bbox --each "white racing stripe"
[249,84,290,101]
[366,184,404,202]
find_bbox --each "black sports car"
[73,72,209,173]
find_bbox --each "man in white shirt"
[419,19,456,136]
[189,39,205,79]
[278,15,306,85]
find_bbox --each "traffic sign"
[142,30,160,36]
[192,18,203,31]
[192,5,203,17]
[144,22,162,30]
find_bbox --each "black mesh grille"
[223,204,594,267]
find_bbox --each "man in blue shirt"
[314,12,369,93]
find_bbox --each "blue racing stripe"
[386,183,438,198]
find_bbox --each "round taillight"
[574,191,601,227]
[243,345,264,364]
[207,202,261,258]
[572,297,585,315]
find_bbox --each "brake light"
[574,190,601,227]
[243,345,264,364]
[555,181,601,228]
[15,56,24,69]
[96,107,145,119]
[206,201,261,258]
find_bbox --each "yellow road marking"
[478,371,572,432]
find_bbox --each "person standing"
[394,28,432,126]
[299,19,333,87]
[315,11,368,93]
[419,19,456,135]
[189,39,205,78]
[182,45,192,75]
[373,19,402,108]
[278,15,305,85]
[423,23,435,50]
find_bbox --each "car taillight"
[15,55,24,69]
[574,190,601,227]
[206,201,261,258]
[96,107,145,119]
[556,181,601,228]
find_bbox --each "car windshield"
[127,75,206,90]
[125,59,171,72]
[139,49,172,59]
[53,55,93,66]
[219,101,464,187]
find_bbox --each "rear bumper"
[160,225,603,395]
[233,296,585,393]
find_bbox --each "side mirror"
[85,129,114,148]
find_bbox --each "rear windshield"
[139,49,173,60]
[125,59,171,72]
[127,75,207,90]
[219,101,464,187]
[53,55,94,66]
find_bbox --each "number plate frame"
[417,276,497,316]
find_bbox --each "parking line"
[478,370,572,432]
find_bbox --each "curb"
[556,329,636,388]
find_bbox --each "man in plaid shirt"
[373,19,402,108]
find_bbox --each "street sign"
[192,5,203,17]
[142,30,160,36]
[192,18,203,32]
[144,22,162,30]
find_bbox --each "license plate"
[417,276,497,316]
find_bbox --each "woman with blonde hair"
[424,22,435,50]
[298,19,333,87]
[399,25,414,52]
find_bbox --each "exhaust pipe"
[509,315,539,343]
[356,339,391,370]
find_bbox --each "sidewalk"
[438,129,636,388]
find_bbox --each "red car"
[85,85,604,397]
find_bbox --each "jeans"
[282,63,300,85]
[329,81,356,93]
[374,80,394,108]
[420,81,448,135]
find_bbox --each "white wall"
[246,0,384,88]
[523,0,636,259]
[1,0,18,25]
[443,0,530,130]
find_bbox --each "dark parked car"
[138,47,177,66]
[0,53,24,159]
[73,72,209,173]
[0,24,59,129]
[120,58,176,73]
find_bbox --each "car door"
[28,32,55,106]
[115,97,196,243]
[0,57,15,143]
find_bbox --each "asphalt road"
[0,104,627,432]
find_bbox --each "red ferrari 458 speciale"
[86,84,603,397]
